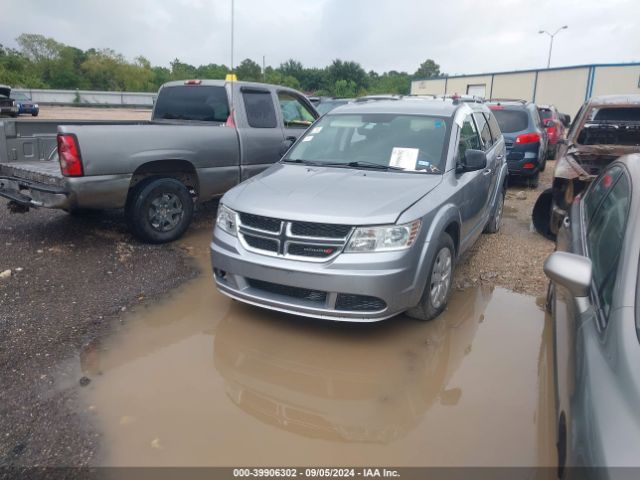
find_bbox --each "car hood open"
[223,163,442,225]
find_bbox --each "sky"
[2,0,639,76]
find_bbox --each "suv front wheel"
[406,232,454,322]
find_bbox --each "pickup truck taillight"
[515,132,541,145]
[57,134,84,176]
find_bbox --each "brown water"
[78,228,556,467]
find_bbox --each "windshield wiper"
[325,161,406,171]
[281,158,325,166]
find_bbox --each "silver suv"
[211,99,507,322]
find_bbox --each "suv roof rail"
[489,98,528,104]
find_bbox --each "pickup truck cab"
[211,99,508,322]
[0,80,318,242]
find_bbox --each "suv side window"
[586,169,631,320]
[458,114,482,162]
[242,90,277,128]
[485,111,502,144]
[277,92,316,128]
[473,112,493,150]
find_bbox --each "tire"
[528,171,540,189]
[125,177,194,244]
[540,155,547,172]
[484,187,504,234]
[32,111,39,117]
[406,233,455,322]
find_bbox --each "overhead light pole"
[539,26,568,68]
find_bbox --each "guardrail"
[12,88,156,108]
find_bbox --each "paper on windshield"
[389,147,419,170]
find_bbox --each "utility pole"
[539,26,568,68]
[263,55,266,81]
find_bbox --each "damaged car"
[533,94,640,239]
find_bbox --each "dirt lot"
[0,106,556,468]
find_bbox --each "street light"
[539,25,568,68]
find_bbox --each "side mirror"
[560,114,571,128]
[279,137,296,156]
[543,251,592,313]
[544,119,555,128]
[459,149,487,172]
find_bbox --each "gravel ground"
[453,162,555,298]
[0,106,556,467]
[0,202,217,468]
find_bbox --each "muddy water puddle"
[78,227,555,467]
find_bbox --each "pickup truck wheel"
[126,178,193,244]
[484,188,504,234]
[406,233,454,322]
[528,172,540,189]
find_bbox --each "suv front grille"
[335,294,386,312]
[238,212,281,232]
[247,278,327,304]
[290,221,352,239]
[243,235,278,252]
[238,212,352,262]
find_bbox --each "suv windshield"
[284,113,449,174]
[491,108,529,133]
[153,85,229,123]
[11,92,30,101]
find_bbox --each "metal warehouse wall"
[411,63,640,118]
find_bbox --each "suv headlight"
[345,220,421,252]
[216,204,238,236]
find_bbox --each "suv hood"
[0,86,11,98]
[223,163,442,225]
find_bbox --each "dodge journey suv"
[211,99,507,322]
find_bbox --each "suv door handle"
[482,168,492,176]
[496,154,504,160]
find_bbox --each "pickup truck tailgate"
[0,159,65,187]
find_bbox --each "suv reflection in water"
[213,286,493,444]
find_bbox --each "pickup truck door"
[235,86,286,182]
[276,90,319,149]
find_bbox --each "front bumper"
[210,228,431,322]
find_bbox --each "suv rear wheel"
[125,177,194,244]
[484,188,504,234]
[528,171,540,189]
[406,233,454,322]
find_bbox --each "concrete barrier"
[12,88,156,108]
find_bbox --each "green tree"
[170,58,197,80]
[414,59,441,79]
[326,59,368,92]
[235,58,262,81]
[333,79,358,97]
[264,66,300,89]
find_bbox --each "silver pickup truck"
[0,80,318,242]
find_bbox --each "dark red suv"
[537,104,566,159]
